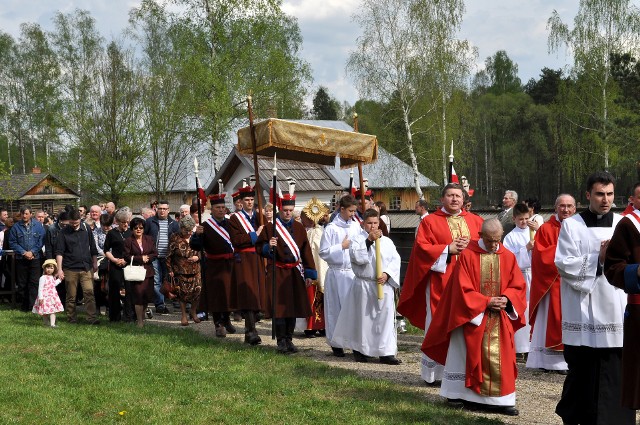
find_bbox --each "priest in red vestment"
[397,183,483,383]
[422,218,526,416]
[526,194,575,372]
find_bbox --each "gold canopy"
[237,118,378,168]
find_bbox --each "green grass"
[0,307,502,425]
[405,321,425,336]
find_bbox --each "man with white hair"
[526,194,576,373]
[498,190,518,237]
[423,218,526,416]
[179,204,190,218]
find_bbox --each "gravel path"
[148,312,575,424]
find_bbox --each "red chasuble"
[529,215,563,349]
[398,210,483,329]
[422,241,526,396]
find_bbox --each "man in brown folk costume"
[191,190,237,337]
[256,181,316,353]
[228,183,266,345]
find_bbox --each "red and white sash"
[275,218,304,278]
[235,210,256,234]
[628,210,640,235]
[353,213,363,224]
[205,217,233,252]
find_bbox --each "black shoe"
[424,380,441,387]
[244,332,262,346]
[304,329,317,338]
[145,308,153,319]
[276,338,289,354]
[353,350,368,363]
[447,399,464,408]
[331,347,345,357]
[224,321,237,334]
[379,355,402,365]
[501,406,519,416]
[156,306,170,315]
[556,369,568,375]
[317,329,326,337]
[286,339,299,353]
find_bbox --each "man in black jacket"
[56,208,98,324]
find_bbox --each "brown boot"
[275,322,288,353]
[244,311,261,345]
[285,318,298,353]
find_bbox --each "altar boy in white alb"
[330,208,402,365]
[502,203,534,355]
[554,171,634,425]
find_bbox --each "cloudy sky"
[1,0,579,105]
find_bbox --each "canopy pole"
[247,95,264,226]
[353,113,366,212]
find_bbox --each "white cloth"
[440,328,516,406]
[330,234,401,356]
[421,286,443,383]
[503,226,532,353]
[380,214,391,232]
[554,213,626,347]
[319,215,359,347]
[295,224,329,332]
[526,295,568,370]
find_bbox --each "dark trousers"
[15,258,40,311]
[556,345,635,425]
[108,267,134,322]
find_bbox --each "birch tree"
[548,0,640,170]
[49,9,104,191]
[130,1,197,200]
[347,0,474,196]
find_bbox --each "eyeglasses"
[133,226,144,230]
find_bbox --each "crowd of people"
[1,170,640,423]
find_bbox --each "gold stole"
[446,215,471,240]
[479,252,502,396]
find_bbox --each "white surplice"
[319,215,360,346]
[554,213,626,348]
[330,233,401,357]
[503,226,532,353]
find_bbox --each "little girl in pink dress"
[33,259,64,327]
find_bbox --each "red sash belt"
[237,247,256,253]
[276,261,301,269]
[206,253,233,260]
[628,294,640,305]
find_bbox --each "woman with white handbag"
[123,217,157,328]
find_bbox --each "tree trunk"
[401,106,423,199]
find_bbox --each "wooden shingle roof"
[0,173,79,200]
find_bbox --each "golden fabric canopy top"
[237,118,378,168]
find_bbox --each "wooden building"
[0,167,80,216]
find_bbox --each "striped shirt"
[157,219,169,257]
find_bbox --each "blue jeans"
[152,258,167,308]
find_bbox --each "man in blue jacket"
[8,206,46,311]
[144,200,179,314]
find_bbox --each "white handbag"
[123,256,146,282]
